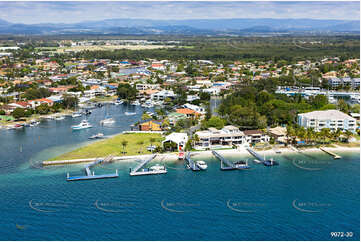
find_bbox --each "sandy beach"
[42,144,360,166]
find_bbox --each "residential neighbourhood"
[0,40,359,152]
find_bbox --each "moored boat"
[124,112,136,116]
[72,120,92,130]
[196,160,208,170]
[100,117,115,125]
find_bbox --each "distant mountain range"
[0,18,359,35]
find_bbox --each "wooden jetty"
[320,147,342,159]
[212,150,250,170]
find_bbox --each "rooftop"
[298,109,355,120]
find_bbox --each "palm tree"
[344,130,353,143]
[121,140,128,154]
[137,140,144,154]
[149,138,156,147]
[306,127,315,144]
[286,125,295,145]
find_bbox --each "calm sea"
[0,104,359,241]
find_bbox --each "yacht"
[125,112,137,116]
[196,160,208,170]
[149,164,166,171]
[234,160,250,169]
[263,158,279,166]
[100,117,115,125]
[89,133,105,139]
[29,120,40,127]
[131,100,141,106]
[71,120,92,130]
[72,112,82,118]
[114,100,124,105]
[54,115,65,121]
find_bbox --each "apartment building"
[298,109,356,132]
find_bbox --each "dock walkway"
[246,147,265,162]
[320,147,342,159]
[185,152,200,171]
[67,155,118,181]
[212,150,236,170]
[130,154,157,175]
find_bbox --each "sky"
[0,1,359,24]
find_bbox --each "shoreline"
[42,145,360,166]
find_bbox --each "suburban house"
[28,98,54,108]
[183,103,205,114]
[243,130,270,144]
[194,125,246,150]
[298,109,357,132]
[162,132,189,151]
[138,120,164,131]
[151,90,176,101]
[167,112,187,125]
[268,126,288,143]
[176,108,200,118]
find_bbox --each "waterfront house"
[151,90,176,101]
[268,126,288,143]
[194,126,246,150]
[176,108,200,119]
[243,130,270,144]
[298,109,357,132]
[162,132,188,151]
[138,120,163,131]
[28,98,54,108]
[167,112,187,125]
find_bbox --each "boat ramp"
[129,154,167,176]
[67,155,118,181]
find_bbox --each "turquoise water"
[0,104,359,240]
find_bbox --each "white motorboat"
[234,160,250,169]
[124,112,136,116]
[196,160,208,170]
[149,164,166,171]
[89,133,104,139]
[54,115,65,121]
[114,100,124,105]
[72,112,82,118]
[71,120,92,130]
[29,120,40,127]
[131,100,141,106]
[100,117,115,125]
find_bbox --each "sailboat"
[100,104,115,125]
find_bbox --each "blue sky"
[0,1,359,24]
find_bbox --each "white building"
[162,133,188,151]
[194,126,246,150]
[183,103,205,114]
[151,90,176,101]
[298,110,357,132]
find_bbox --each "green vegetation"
[116,83,137,101]
[50,133,164,160]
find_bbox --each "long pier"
[212,150,236,170]
[67,155,119,181]
[185,152,200,171]
[320,147,342,159]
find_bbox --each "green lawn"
[50,133,164,161]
